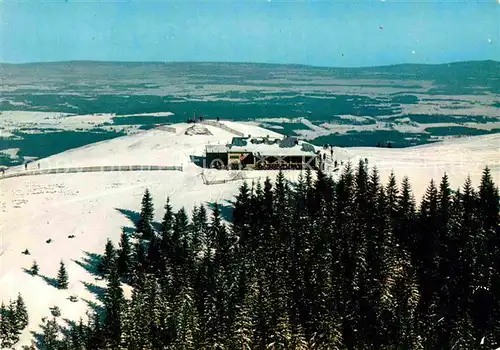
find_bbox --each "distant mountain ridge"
[1,59,499,71]
[1,59,499,116]
[2,60,499,93]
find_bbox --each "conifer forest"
[4,161,500,349]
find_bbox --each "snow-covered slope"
[0,121,498,348]
[345,133,499,198]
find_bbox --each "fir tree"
[386,171,399,220]
[122,286,147,349]
[171,208,191,290]
[57,261,69,289]
[30,260,39,276]
[147,231,162,274]
[98,238,116,276]
[191,204,208,264]
[41,317,60,349]
[395,176,417,254]
[136,189,155,240]
[15,293,28,330]
[87,311,105,349]
[0,302,9,349]
[161,197,174,237]
[229,298,254,350]
[435,173,454,346]
[117,229,132,278]
[6,300,20,345]
[173,286,199,350]
[103,261,124,348]
[478,166,500,347]
[143,275,166,349]
[160,197,175,266]
[416,180,440,346]
[69,318,85,350]
[270,170,293,334]
[131,240,147,287]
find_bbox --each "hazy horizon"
[1,59,499,70]
[2,0,499,67]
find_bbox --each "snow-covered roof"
[206,135,318,157]
[228,142,318,157]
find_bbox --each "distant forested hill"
[1,60,499,96]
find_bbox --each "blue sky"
[1,0,499,67]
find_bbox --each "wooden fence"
[0,165,183,180]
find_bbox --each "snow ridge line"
[0,165,183,180]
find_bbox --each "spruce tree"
[0,302,9,348]
[229,294,255,350]
[147,231,162,273]
[386,171,399,220]
[417,180,440,346]
[143,275,165,349]
[30,260,39,276]
[98,238,116,276]
[270,170,293,334]
[103,261,124,348]
[117,230,131,278]
[364,166,388,347]
[289,172,310,334]
[161,197,174,236]
[396,176,417,254]
[7,300,20,346]
[57,261,69,289]
[435,173,454,346]
[160,197,175,259]
[69,318,85,350]
[136,189,155,240]
[172,208,191,290]
[173,286,199,350]
[191,204,208,264]
[87,311,105,349]
[15,293,28,330]
[41,317,60,349]
[195,236,218,347]
[131,240,147,287]
[478,166,500,347]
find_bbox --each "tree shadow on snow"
[116,207,165,237]
[116,207,140,236]
[73,251,103,277]
[22,267,35,276]
[122,225,135,235]
[116,208,140,225]
[81,297,105,317]
[22,266,59,289]
[207,201,234,222]
[82,281,106,303]
[40,274,59,289]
